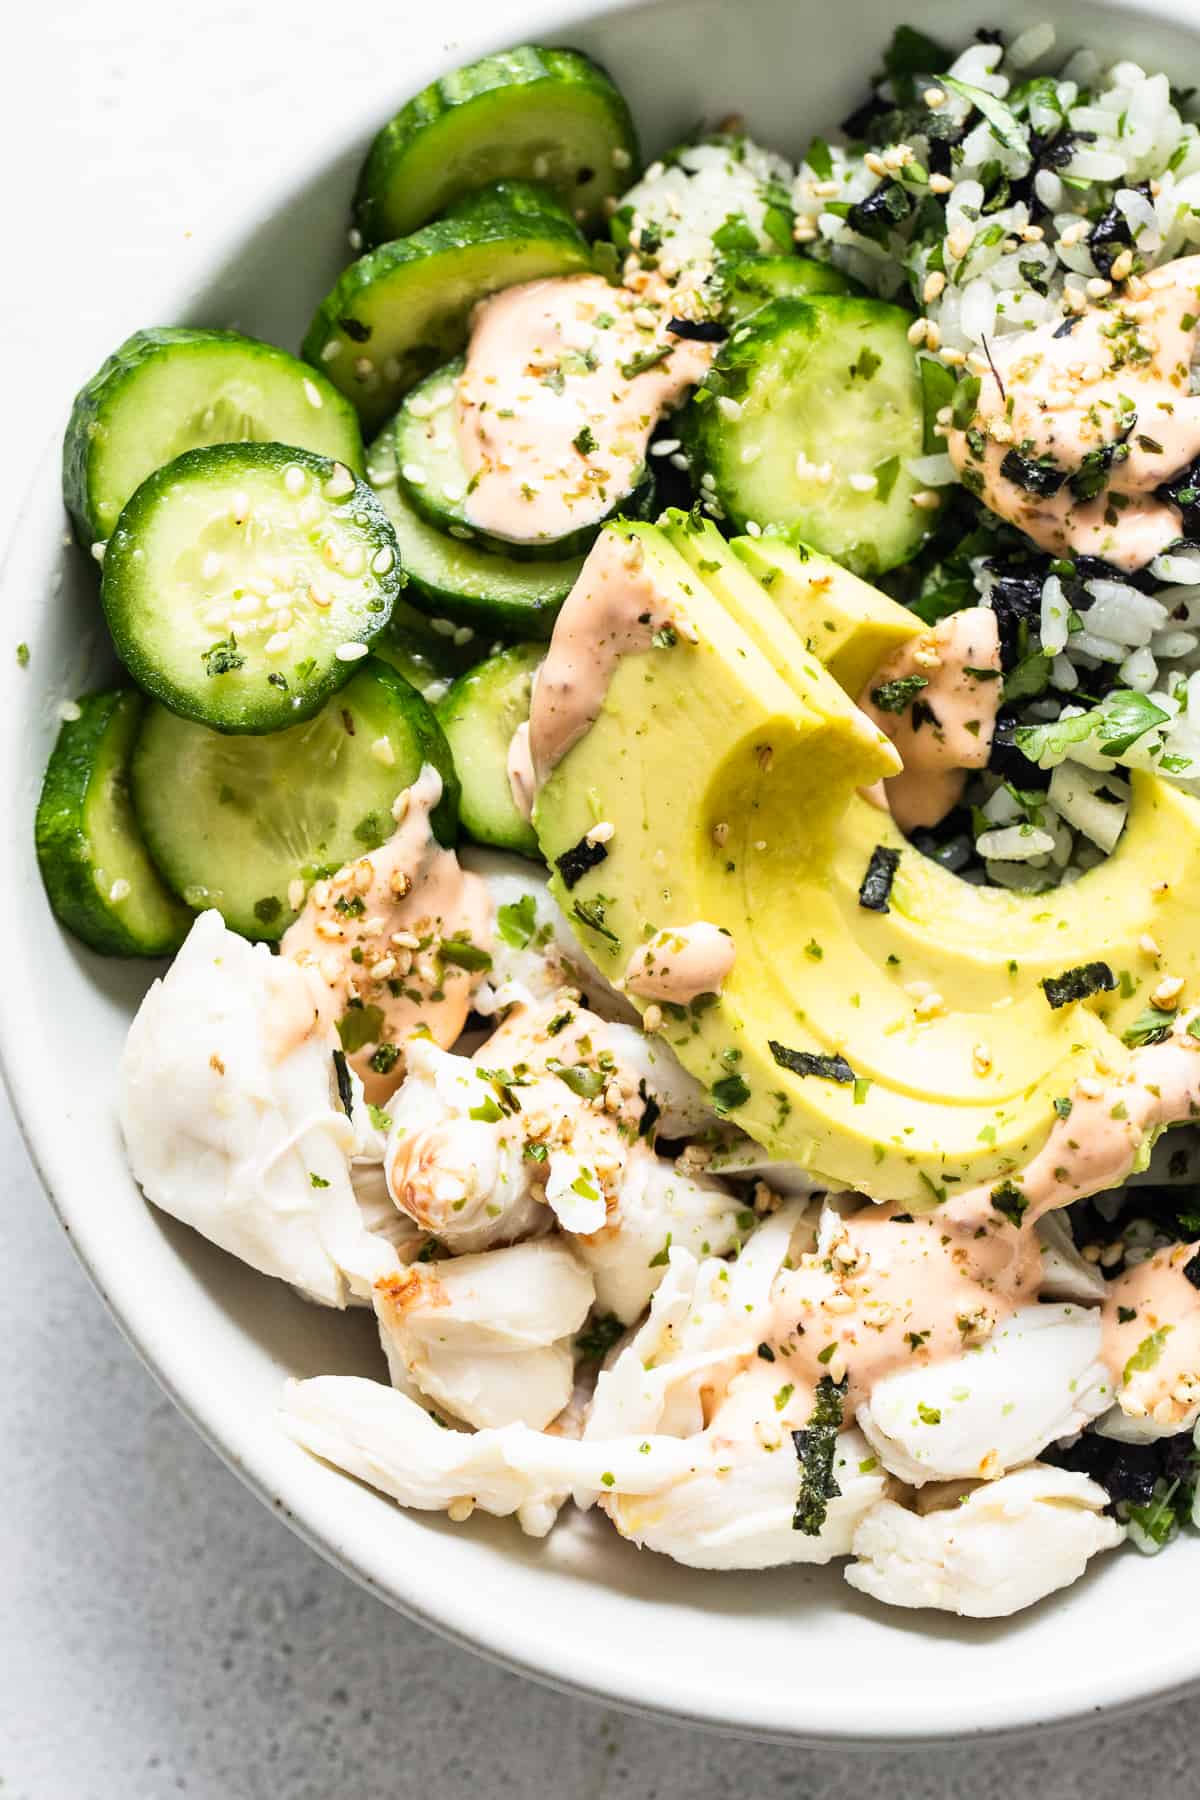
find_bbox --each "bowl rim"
[7,0,1200,1743]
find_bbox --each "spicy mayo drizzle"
[948,255,1200,571]
[281,766,492,1103]
[457,274,713,546]
[860,607,1002,832]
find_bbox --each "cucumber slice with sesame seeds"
[301,211,591,435]
[723,255,863,322]
[393,358,657,562]
[35,689,193,957]
[436,643,543,857]
[687,296,928,577]
[63,327,363,549]
[129,658,458,942]
[352,46,639,246]
[442,179,583,232]
[101,442,402,734]
[366,421,581,637]
[370,596,481,702]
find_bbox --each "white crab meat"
[462,849,636,1022]
[384,1039,545,1252]
[282,1373,707,1534]
[119,910,399,1307]
[573,1144,748,1323]
[373,1238,594,1430]
[585,1199,811,1449]
[1036,1212,1108,1304]
[606,1389,887,1570]
[845,1464,1124,1617]
[597,1023,717,1138]
[856,1303,1114,1485]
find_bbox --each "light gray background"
[2,2,1196,1793]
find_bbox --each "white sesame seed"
[57,699,82,722]
[452,626,474,647]
[923,85,946,107]
[1085,276,1113,300]
[848,472,878,493]
[1139,933,1161,958]
[923,270,947,304]
[586,820,615,845]
[91,540,107,564]
[911,490,942,511]
[401,463,427,486]
[324,463,355,499]
[371,736,395,767]
[928,173,953,194]
[643,1004,663,1033]
[319,341,341,363]
[287,879,307,912]
[611,145,632,169]
[264,631,292,656]
[1153,976,1185,1008]
[1060,222,1089,248]
[108,878,131,903]
[302,379,324,409]
[335,642,368,663]
[717,396,743,420]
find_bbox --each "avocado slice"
[729,533,922,696]
[534,522,1200,1204]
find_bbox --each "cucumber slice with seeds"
[443,179,582,231]
[371,597,480,701]
[131,658,458,942]
[63,328,362,548]
[366,423,580,637]
[437,644,542,857]
[36,689,193,956]
[302,211,591,435]
[353,46,639,245]
[102,442,401,733]
[688,296,928,577]
[723,255,863,322]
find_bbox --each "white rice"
[617,135,795,292]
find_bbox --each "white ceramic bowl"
[7,0,1200,1743]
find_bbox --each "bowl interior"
[7,0,1200,1742]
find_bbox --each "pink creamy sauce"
[623,923,735,1005]
[1102,1243,1200,1427]
[457,274,714,546]
[527,526,679,784]
[859,607,1002,832]
[947,255,1200,571]
[766,1022,1200,1418]
[281,766,492,1105]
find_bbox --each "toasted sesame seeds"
[335,642,369,662]
[643,1004,664,1033]
[911,490,942,510]
[1153,975,1185,1008]
[923,270,947,304]
[1139,933,1162,958]
[928,172,954,194]
[287,879,307,912]
[371,736,395,767]
[586,820,615,845]
[939,346,967,367]
[447,1497,475,1523]
[391,791,411,823]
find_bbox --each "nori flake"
[555,835,609,890]
[769,1041,856,1084]
[1040,961,1117,1009]
[792,1375,848,1535]
[858,844,901,914]
[666,317,727,342]
[332,1048,354,1117]
[1000,447,1066,497]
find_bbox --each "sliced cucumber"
[394,359,641,561]
[63,328,363,548]
[371,596,480,701]
[36,689,193,957]
[688,296,927,577]
[130,658,458,942]
[302,211,591,434]
[102,442,401,733]
[436,644,542,856]
[353,46,639,245]
[444,179,581,231]
[366,423,580,637]
[723,255,862,322]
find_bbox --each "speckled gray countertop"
[2,3,1197,1792]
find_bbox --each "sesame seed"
[928,173,953,194]
[369,957,396,981]
[452,626,474,648]
[1085,276,1113,300]
[335,642,369,662]
[947,226,973,261]
[264,631,292,655]
[585,820,615,845]
[308,584,331,610]
[864,151,887,177]
[939,346,967,367]
[57,699,82,722]
[907,318,929,347]
[911,490,942,510]
[401,463,427,486]
[712,822,729,846]
[324,463,355,499]
[1109,249,1135,282]
[447,1497,474,1523]
[391,791,410,823]
[924,85,946,107]
[287,879,307,912]
[717,396,743,420]
[792,223,818,243]
[1099,1241,1125,1268]
[1153,975,1184,1008]
[923,270,947,303]
[1139,933,1161,958]
[91,540,107,563]
[302,379,324,409]
[371,736,395,767]
[643,1004,663,1033]
[611,146,632,169]
[1059,222,1089,248]
[848,472,878,493]
[108,878,131,903]
[652,438,681,457]
[811,179,841,198]
[319,341,341,363]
